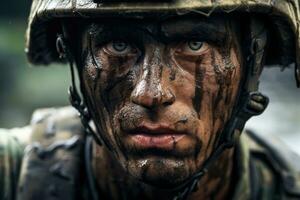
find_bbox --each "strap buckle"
[56,34,67,59]
[242,92,269,117]
[231,92,269,134]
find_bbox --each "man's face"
[79,16,242,187]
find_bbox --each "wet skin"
[78,16,243,199]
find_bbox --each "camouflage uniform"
[1,0,300,199]
[1,106,300,200]
[0,129,24,200]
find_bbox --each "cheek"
[171,48,241,164]
[167,55,200,105]
[83,50,138,112]
[198,48,241,159]
[81,52,139,147]
[199,48,241,120]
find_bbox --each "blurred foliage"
[0,3,70,128]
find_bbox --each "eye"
[188,41,203,51]
[104,40,137,55]
[112,41,128,52]
[176,40,209,55]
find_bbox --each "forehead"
[83,16,233,39]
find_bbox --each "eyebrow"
[86,23,150,50]
[160,19,228,44]
[86,18,229,45]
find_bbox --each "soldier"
[1,0,300,199]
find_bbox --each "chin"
[126,157,194,189]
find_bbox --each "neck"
[92,142,235,200]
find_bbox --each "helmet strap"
[56,26,103,146]
[222,17,270,143]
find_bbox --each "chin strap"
[171,18,269,200]
[56,28,103,146]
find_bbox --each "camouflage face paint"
[79,16,242,199]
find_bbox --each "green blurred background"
[1,1,300,153]
[0,1,70,128]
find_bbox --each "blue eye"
[177,40,208,55]
[104,40,139,56]
[112,41,128,52]
[188,41,203,51]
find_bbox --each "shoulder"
[0,106,85,200]
[17,106,87,200]
[244,130,300,199]
[28,106,83,142]
[0,127,31,200]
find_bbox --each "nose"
[131,47,175,109]
[131,79,175,109]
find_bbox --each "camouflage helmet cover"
[26,0,300,73]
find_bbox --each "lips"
[131,134,185,148]
[126,124,187,149]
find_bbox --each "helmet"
[26,0,299,71]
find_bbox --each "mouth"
[126,124,187,150]
[131,134,185,149]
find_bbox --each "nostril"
[163,101,173,107]
[162,89,175,107]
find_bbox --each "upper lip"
[126,123,188,136]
